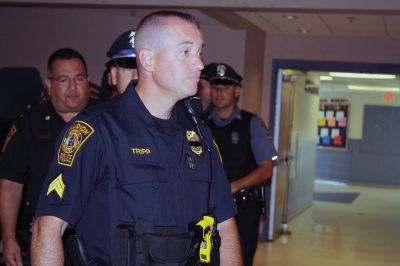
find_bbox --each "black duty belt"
[114,224,194,266]
[232,187,259,209]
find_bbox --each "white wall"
[0,7,245,86]
[261,33,400,123]
[320,88,400,139]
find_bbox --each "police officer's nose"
[193,55,204,72]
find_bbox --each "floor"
[1,180,399,265]
[253,180,400,266]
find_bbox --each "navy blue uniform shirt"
[35,82,236,264]
[0,101,66,214]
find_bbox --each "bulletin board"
[316,99,349,150]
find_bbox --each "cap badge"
[129,31,135,48]
[217,64,226,77]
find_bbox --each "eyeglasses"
[113,57,137,69]
[50,74,88,86]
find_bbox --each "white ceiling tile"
[236,11,281,33]
[320,14,386,37]
[383,15,400,37]
[257,12,332,36]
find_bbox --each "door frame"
[269,59,400,134]
[265,59,400,240]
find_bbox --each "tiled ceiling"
[3,0,400,37]
[236,12,400,37]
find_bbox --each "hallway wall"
[316,88,400,185]
[0,7,246,86]
[260,34,400,124]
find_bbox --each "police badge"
[216,64,226,78]
[129,31,135,48]
[186,130,203,156]
[231,131,239,144]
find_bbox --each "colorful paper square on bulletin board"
[333,135,343,145]
[322,135,331,145]
[328,117,336,127]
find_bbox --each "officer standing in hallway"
[206,63,277,266]
[0,48,91,266]
[196,63,216,115]
[31,11,242,266]
[105,30,139,97]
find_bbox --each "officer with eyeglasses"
[105,30,138,97]
[0,48,91,266]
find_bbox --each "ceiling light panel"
[329,72,396,79]
[320,76,333,81]
[348,85,400,92]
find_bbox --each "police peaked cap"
[106,30,136,66]
[200,63,218,81]
[207,63,242,85]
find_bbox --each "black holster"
[113,224,193,266]
[64,232,106,266]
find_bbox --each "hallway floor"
[253,180,400,266]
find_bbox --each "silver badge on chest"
[231,131,239,144]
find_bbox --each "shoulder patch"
[46,173,65,199]
[2,124,17,153]
[57,120,95,167]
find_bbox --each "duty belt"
[232,187,259,210]
[113,224,194,266]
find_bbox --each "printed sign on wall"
[317,99,349,150]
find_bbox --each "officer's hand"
[3,238,23,266]
[230,181,240,193]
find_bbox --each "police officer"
[206,63,277,266]
[196,63,216,116]
[32,11,242,266]
[106,30,138,97]
[0,48,91,266]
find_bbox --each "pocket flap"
[144,233,192,263]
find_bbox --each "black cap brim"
[210,79,239,86]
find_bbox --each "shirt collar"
[209,105,241,127]
[123,82,182,133]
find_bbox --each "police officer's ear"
[137,48,154,72]
[45,77,53,96]
[110,66,118,86]
[234,84,241,98]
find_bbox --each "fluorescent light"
[282,15,298,20]
[348,85,400,92]
[329,72,396,79]
[298,29,311,34]
[320,76,333,81]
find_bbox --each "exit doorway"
[265,59,400,240]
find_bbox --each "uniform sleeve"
[35,118,106,226]
[0,119,30,183]
[206,130,237,223]
[250,116,278,164]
